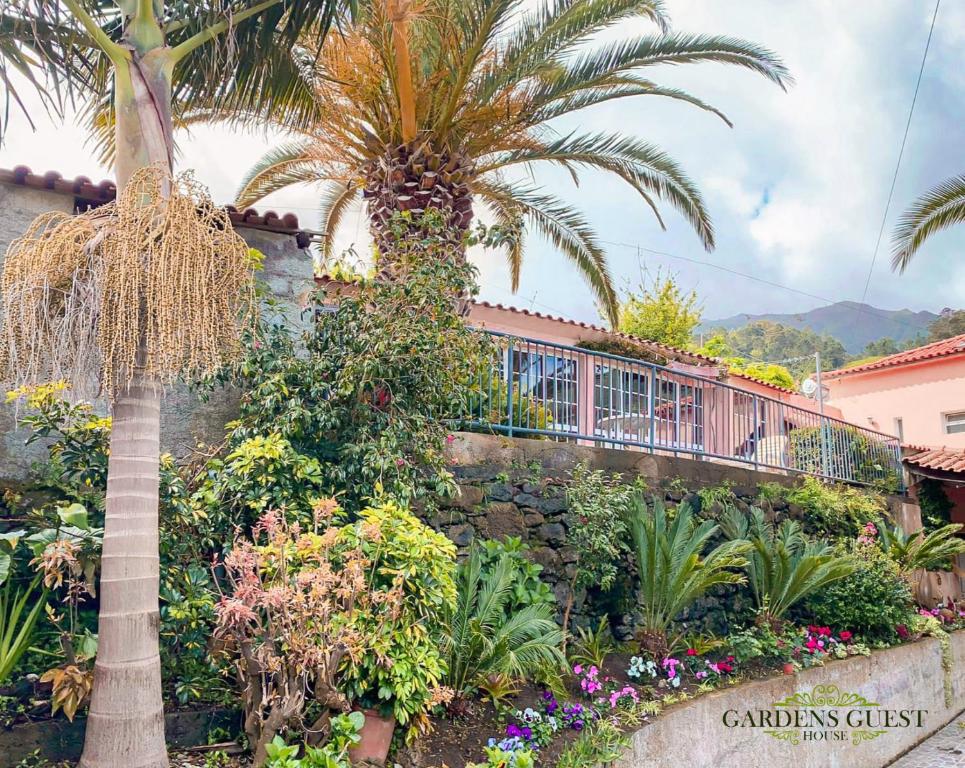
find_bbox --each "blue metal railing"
[464,331,904,491]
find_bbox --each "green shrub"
[192,433,327,532]
[564,464,641,632]
[225,216,492,512]
[443,544,564,700]
[799,541,913,643]
[788,426,900,493]
[338,501,457,728]
[785,477,886,538]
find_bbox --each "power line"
[598,237,929,335]
[858,0,941,306]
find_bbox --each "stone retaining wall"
[616,632,965,768]
[431,433,911,633]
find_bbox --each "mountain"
[699,301,938,353]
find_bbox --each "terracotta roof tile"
[826,333,965,378]
[1,165,307,242]
[904,447,965,474]
[315,276,794,392]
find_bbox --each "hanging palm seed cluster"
[0,166,256,400]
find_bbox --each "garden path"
[887,716,965,767]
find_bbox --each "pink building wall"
[825,357,965,449]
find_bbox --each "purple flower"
[506,724,522,738]
[521,727,533,740]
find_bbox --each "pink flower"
[215,597,257,630]
[446,434,456,444]
[573,665,583,675]
[686,648,698,656]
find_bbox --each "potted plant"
[339,502,457,764]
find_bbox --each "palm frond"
[476,179,619,325]
[891,174,965,272]
[562,32,792,92]
[235,140,324,207]
[880,523,965,574]
[485,0,669,100]
[319,181,361,258]
[533,77,733,127]
[485,131,714,250]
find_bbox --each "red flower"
[819,626,831,637]
[896,624,909,639]
[839,631,853,642]
[686,648,698,656]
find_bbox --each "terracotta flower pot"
[782,662,795,676]
[349,709,396,766]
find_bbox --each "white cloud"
[0,0,961,325]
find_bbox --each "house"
[0,166,316,480]
[321,276,902,488]
[824,333,965,448]
[824,335,965,594]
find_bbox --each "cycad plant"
[878,523,965,576]
[225,0,790,323]
[629,494,749,657]
[719,506,857,630]
[892,174,965,272]
[443,545,565,703]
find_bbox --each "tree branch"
[60,0,128,63]
[169,0,282,64]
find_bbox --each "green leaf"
[0,530,25,550]
[57,503,89,530]
[0,552,10,586]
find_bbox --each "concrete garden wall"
[616,632,965,768]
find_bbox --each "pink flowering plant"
[214,499,456,766]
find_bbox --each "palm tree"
[443,545,565,702]
[629,494,749,657]
[224,0,791,324]
[0,3,347,766]
[892,174,965,272]
[720,506,856,630]
[878,523,965,576]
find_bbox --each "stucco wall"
[827,358,965,448]
[617,632,965,768]
[0,182,313,479]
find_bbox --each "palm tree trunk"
[80,39,173,768]
[362,139,476,262]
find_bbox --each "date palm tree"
[0,3,348,766]
[892,173,965,272]
[225,0,791,324]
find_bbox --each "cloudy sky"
[1,0,962,328]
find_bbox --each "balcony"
[465,331,903,491]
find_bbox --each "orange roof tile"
[904,446,965,474]
[0,165,308,243]
[826,333,965,378]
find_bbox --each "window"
[510,349,579,434]
[944,411,965,435]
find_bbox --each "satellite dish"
[801,378,829,400]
